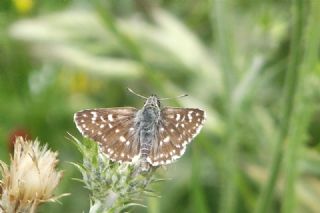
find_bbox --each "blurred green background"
[1,0,320,212]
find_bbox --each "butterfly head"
[144,95,161,109]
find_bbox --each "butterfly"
[74,92,205,170]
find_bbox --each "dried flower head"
[0,137,67,213]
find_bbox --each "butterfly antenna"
[127,88,148,99]
[159,94,188,101]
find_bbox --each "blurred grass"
[282,1,320,213]
[255,0,304,212]
[1,0,320,212]
[210,1,238,213]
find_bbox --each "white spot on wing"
[91,111,97,121]
[164,136,170,143]
[108,114,113,121]
[101,116,107,122]
[188,111,193,122]
[180,146,187,156]
[120,136,126,142]
[175,114,181,121]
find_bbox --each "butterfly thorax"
[138,95,161,129]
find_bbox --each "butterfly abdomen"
[139,126,157,171]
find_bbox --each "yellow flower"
[66,72,104,94]
[12,0,33,14]
[0,137,67,212]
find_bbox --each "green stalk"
[210,1,238,213]
[282,1,320,213]
[281,99,311,213]
[191,145,210,213]
[255,0,304,212]
[148,197,160,213]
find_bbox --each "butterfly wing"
[74,107,140,163]
[147,107,206,166]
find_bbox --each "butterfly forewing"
[148,107,205,166]
[74,107,140,162]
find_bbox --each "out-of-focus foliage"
[1,0,320,212]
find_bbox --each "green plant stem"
[282,1,320,213]
[255,0,304,212]
[191,146,210,213]
[281,98,311,213]
[210,1,238,213]
[148,197,160,213]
